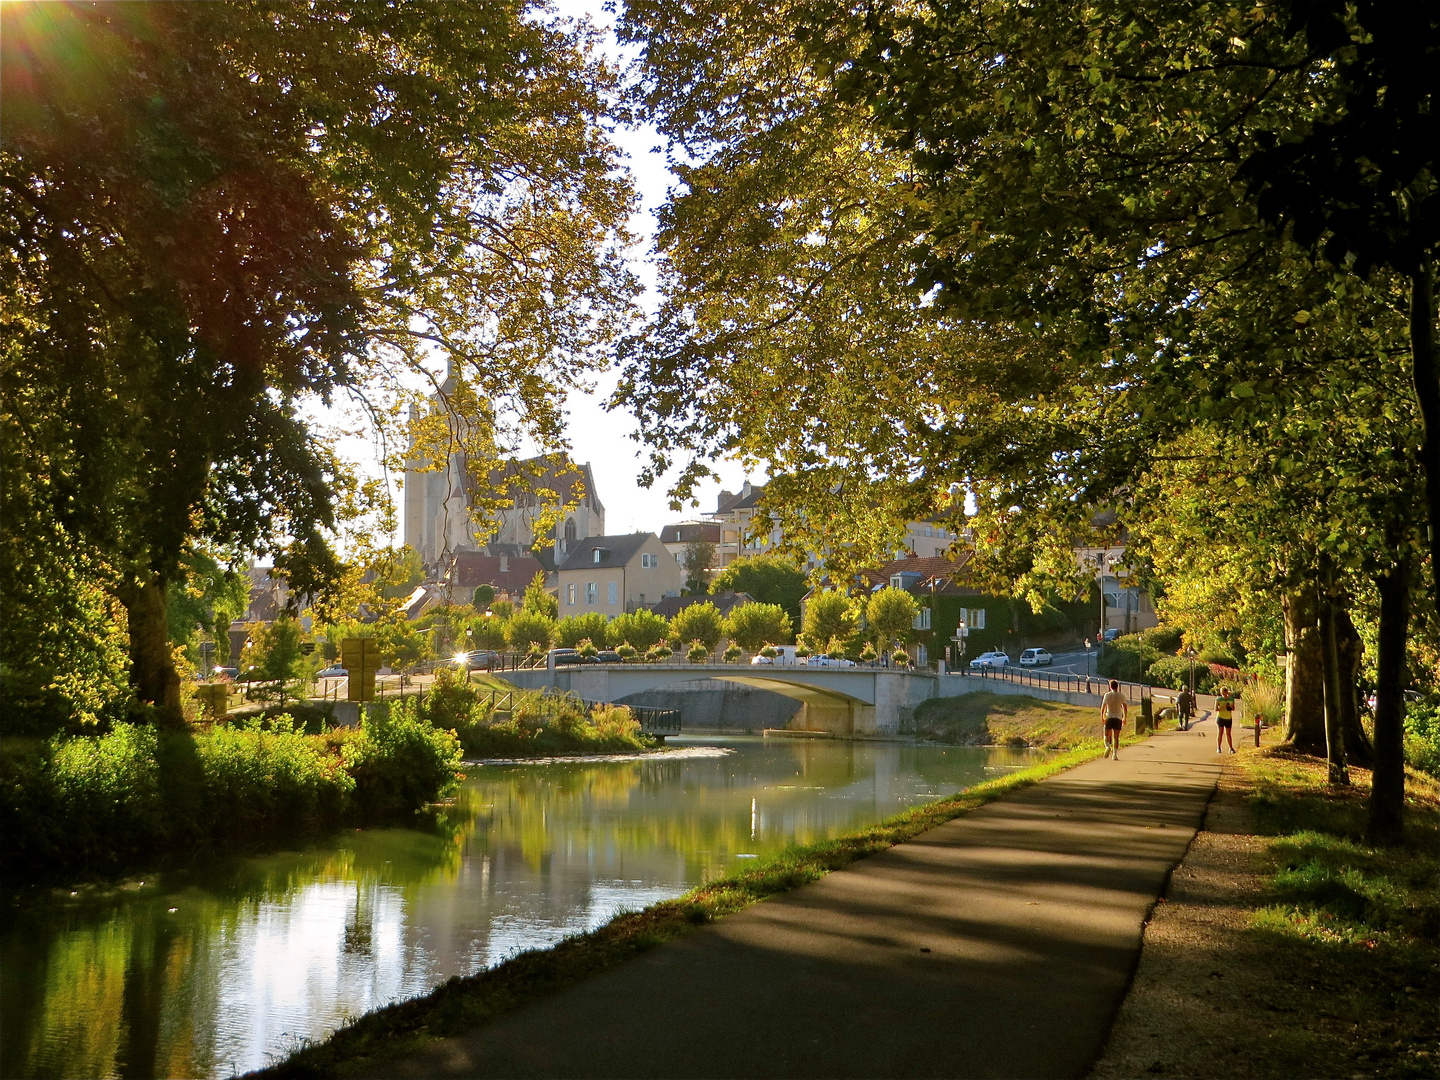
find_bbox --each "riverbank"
[257,740,1110,1078]
[0,710,462,874]
[913,690,1116,749]
[1093,738,1439,1079]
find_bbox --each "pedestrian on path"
[1177,686,1196,730]
[1100,679,1128,759]
[1215,686,1238,753]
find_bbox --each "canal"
[1,736,1041,1079]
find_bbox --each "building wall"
[557,535,682,619]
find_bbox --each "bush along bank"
[386,667,654,759]
[1,710,462,873]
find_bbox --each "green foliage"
[557,612,611,649]
[802,590,858,650]
[646,643,674,662]
[506,610,556,654]
[1403,699,1440,779]
[616,643,638,662]
[576,638,600,659]
[709,556,809,627]
[683,539,716,594]
[0,711,462,870]
[472,584,496,610]
[1137,625,1184,654]
[470,614,509,652]
[490,600,515,621]
[521,573,558,620]
[670,601,724,650]
[1245,680,1285,727]
[891,649,912,667]
[865,587,920,649]
[724,601,793,651]
[686,640,710,663]
[609,608,670,652]
[342,703,462,818]
[723,643,743,663]
[1097,638,1161,683]
[1145,655,1218,694]
[859,642,877,662]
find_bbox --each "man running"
[1215,686,1238,753]
[1099,679,1128,759]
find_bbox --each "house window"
[566,583,577,606]
[641,552,658,569]
[607,581,618,605]
[675,552,683,563]
[586,582,597,604]
[592,549,603,564]
[913,607,932,631]
[966,608,987,630]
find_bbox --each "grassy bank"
[1094,740,1438,1079]
[258,741,1107,1078]
[1,710,463,873]
[913,691,1112,750]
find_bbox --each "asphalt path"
[372,723,1224,1080]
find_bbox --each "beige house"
[556,533,682,619]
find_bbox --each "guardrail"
[962,664,1154,703]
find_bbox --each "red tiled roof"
[446,552,546,594]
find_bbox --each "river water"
[1,737,1040,1079]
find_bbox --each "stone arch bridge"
[503,663,1100,736]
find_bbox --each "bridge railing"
[961,664,1153,702]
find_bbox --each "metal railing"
[961,664,1154,702]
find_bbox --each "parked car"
[1102,628,1122,642]
[1018,648,1052,667]
[213,666,239,681]
[317,665,348,678]
[548,648,585,666]
[750,654,775,665]
[594,650,623,664]
[808,655,855,668]
[968,650,1011,669]
[453,650,500,671]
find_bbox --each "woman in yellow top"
[1215,686,1238,754]
[1099,679,1128,759]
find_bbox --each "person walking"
[1177,686,1195,731]
[1215,686,1238,753]
[1099,679,1128,759]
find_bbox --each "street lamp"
[1084,637,1092,678]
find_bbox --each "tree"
[709,556,810,629]
[471,585,496,611]
[802,590,858,652]
[608,609,670,652]
[670,602,724,650]
[724,602,793,651]
[558,612,611,649]
[682,539,716,595]
[866,588,920,652]
[506,610,556,654]
[521,572,559,620]
[1,1,636,725]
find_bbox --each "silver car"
[968,650,1011,669]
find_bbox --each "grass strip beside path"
[258,741,1114,1078]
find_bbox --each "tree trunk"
[1411,261,1440,616]
[121,573,185,728]
[1368,555,1410,846]
[1283,584,1326,751]
[1335,606,1372,766]
[1318,579,1350,786]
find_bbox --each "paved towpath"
[377,724,1225,1079]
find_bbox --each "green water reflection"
[1,738,1039,1079]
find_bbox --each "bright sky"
[331,1,758,544]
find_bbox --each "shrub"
[723,643,742,663]
[616,642,638,662]
[576,637,600,659]
[1137,625,1183,654]
[507,610,556,653]
[794,643,811,658]
[724,602,793,651]
[343,701,462,817]
[646,644,673,662]
[557,612,611,649]
[859,642,877,662]
[1404,698,1440,778]
[1144,654,1218,694]
[196,716,353,833]
[891,649,912,667]
[671,602,724,650]
[588,703,642,743]
[760,644,778,659]
[1244,679,1284,726]
[609,609,670,652]
[1098,638,1160,682]
[687,640,710,663]
[1198,646,1240,669]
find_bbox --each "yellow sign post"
[340,638,382,702]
